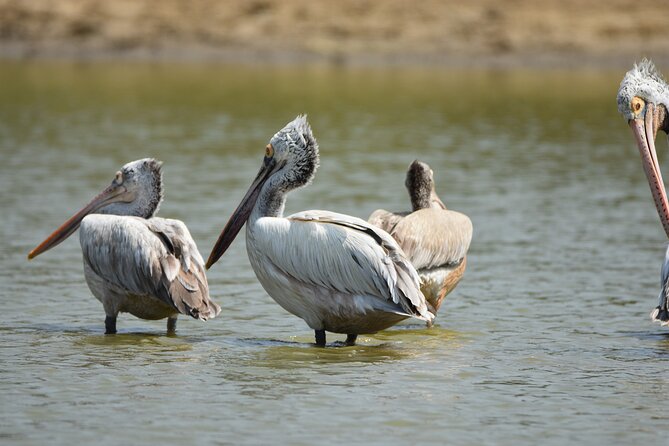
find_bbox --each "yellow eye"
[631,96,645,115]
[265,144,274,158]
[114,171,123,183]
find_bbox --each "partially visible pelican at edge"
[368,160,472,319]
[28,158,220,333]
[617,59,669,325]
[206,116,433,346]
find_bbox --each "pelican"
[28,158,220,334]
[617,59,669,325]
[206,116,434,346]
[368,160,472,318]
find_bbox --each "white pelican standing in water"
[617,59,669,325]
[368,160,472,320]
[28,158,220,333]
[206,116,433,346]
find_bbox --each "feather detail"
[282,210,433,321]
[390,209,472,270]
[80,214,220,321]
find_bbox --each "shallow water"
[0,61,667,445]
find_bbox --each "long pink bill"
[28,184,126,259]
[206,159,280,269]
[630,103,669,239]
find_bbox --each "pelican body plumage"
[28,159,220,333]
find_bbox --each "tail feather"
[167,269,221,321]
[650,306,669,326]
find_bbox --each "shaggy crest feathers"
[270,115,320,190]
[617,59,669,121]
[273,115,315,148]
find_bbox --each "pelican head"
[617,60,669,237]
[617,59,669,122]
[405,160,445,211]
[206,115,319,268]
[28,158,163,259]
[267,114,320,191]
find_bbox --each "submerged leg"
[345,334,358,346]
[105,316,117,334]
[166,316,178,333]
[315,329,326,346]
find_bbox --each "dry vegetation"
[1,0,667,66]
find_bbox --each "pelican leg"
[315,330,326,346]
[105,315,117,334]
[345,334,357,346]
[166,316,177,333]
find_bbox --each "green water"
[0,61,667,445]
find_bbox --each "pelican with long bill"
[29,158,220,333]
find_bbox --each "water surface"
[0,61,667,445]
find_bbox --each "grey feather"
[285,210,433,320]
[653,245,669,325]
[80,215,220,321]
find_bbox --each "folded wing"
[80,215,220,320]
[252,210,433,321]
[390,209,472,270]
[367,209,408,234]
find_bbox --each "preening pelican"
[368,160,472,318]
[28,159,220,333]
[617,59,669,325]
[206,116,433,346]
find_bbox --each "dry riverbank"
[1,0,667,67]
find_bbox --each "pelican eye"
[265,144,274,158]
[114,171,123,184]
[631,97,645,116]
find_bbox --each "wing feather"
[390,209,472,270]
[80,215,220,320]
[252,210,433,321]
[367,209,408,234]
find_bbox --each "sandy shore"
[1,0,668,67]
